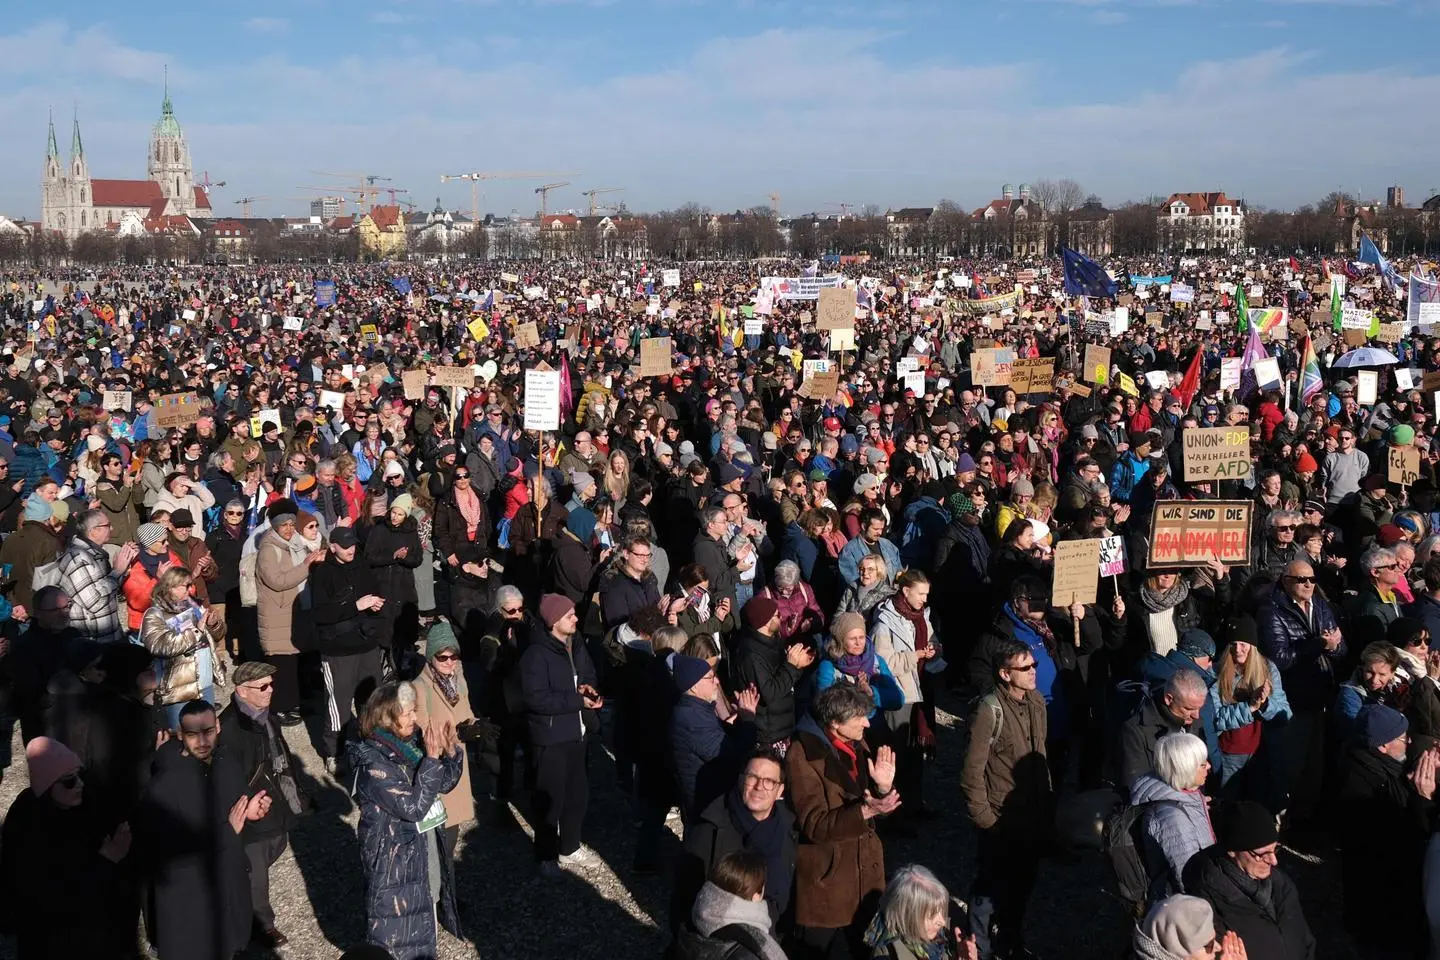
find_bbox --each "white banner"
[524,370,561,432]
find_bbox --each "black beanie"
[1217,800,1278,853]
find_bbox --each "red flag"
[1175,343,1204,409]
[558,353,574,420]
[1289,256,1302,273]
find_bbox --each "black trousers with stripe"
[321,648,384,759]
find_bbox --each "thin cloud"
[242,17,291,33]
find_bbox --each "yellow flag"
[733,323,744,347]
[790,349,803,370]
[468,316,489,341]
[693,282,704,293]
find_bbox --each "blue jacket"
[669,694,757,819]
[1332,681,1382,740]
[1109,452,1150,503]
[1139,651,1222,773]
[1256,585,1345,711]
[837,535,901,588]
[9,444,47,496]
[781,522,821,583]
[519,624,599,746]
[899,496,947,569]
[348,735,464,960]
[815,656,904,718]
[1210,659,1291,740]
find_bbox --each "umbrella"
[1332,347,1399,368]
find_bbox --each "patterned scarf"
[428,662,461,707]
[1140,576,1191,614]
[372,727,423,770]
[836,636,879,679]
[454,483,483,539]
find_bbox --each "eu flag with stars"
[389,277,412,296]
[1062,246,1117,299]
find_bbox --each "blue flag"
[1062,247,1117,298]
[389,277,412,296]
[1358,232,1402,290]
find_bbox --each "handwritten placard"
[1053,538,1101,607]
[639,337,673,378]
[154,392,202,429]
[102,389,132,412]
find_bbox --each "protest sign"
[467,316,489,342]
[318,389,346,412]
[155,392,202,429]
[1253,358,1282,392]
[431,366,474,389]
[314,280,336,307]
[1376,323,1403,344]
[359,324,379,344]
[1053,539,1101,607]
[817,287,856,331]
[1389,445,1421,486]
[971,348,1013,387]
[1342,305,1374,330]
[828,328,856,352]
[102,389,132,412]
[1011,357,1054,394]
[639,338,673,377]
[249,409,282,438]
[1099,536,1127,578]
[1148,501,1252,567]
[1357,370,1379,405]
[500,272,520,284]
[903,370,926,397]
[662,268,680,288]
[1182,426,1252,481]
[402,369,430,400]
[524,367,562,432]
[1116,372,1139,397]
[182,309,197,322]
[743,316,764,336]
[1170,283,1194,303]
[798,370,840,400]
[1084,344,1111,385]
[801,359,831,380]
[514,322,541,349]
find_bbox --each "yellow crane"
[581,187,624,217]
[438,171,577,224]
[233,196,270,218]
[534,181,571,218]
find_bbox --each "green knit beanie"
[425,620,460,660]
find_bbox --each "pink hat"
[25,736,81,797]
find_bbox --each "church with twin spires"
[41,78,213,240]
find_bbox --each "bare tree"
[1031,178,1085,216]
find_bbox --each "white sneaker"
[559,847,595,867]
[539,860,563,879]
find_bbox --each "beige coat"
[255,528,309,656]
[412,665,477,826]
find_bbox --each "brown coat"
[786,717,886,931]
[412,665,477,827]
[961,688,1051,832]
[255,529,309,656]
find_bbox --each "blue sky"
[3,0,1438,222]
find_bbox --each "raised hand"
[99,822,132,863]
[735,684,760,717]
[1410,748,1438,800]
[786,643,815,669]
[1219,930,1248,960]
[423,721,445,759]
[869,745,897,794]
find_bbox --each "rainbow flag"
[1248,308,1287,337]
[1300,334,1324,405]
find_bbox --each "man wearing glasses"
[962,636,1051,960]
[1321,427,1369,505]
[217,661,307,950]
[58,509,138,645]
[1257,510,1304,578]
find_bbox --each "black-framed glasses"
[244,682,274,693]
[454,473,471,480]
[433,653,460,663]
[56,769,85,789]
[501,605,523,615]
[1274,525,1297,532]
[1286,575,1317,585]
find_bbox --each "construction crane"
[825,202,854,218]
[768,192,780,216]
[309,171,390,206]
[438,171,577,223]
[382,187,409,205]
[196,171,226,191]
[581,187,624,217]
[534,181,571,218]
[233,196,270,218]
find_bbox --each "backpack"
[31,557,62,593]
[1103,798,1180,912]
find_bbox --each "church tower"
[41,112,63,234]
[69,112,92,233]
[147,69,194,213]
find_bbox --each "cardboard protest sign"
[798,370,840,399]
[971,348,1013,387]
[1053,538,1101,607]
[1343,328,1369,347]
[1377,323,1403,344]
[1389,445,1421,486]
[1148,501,1253,568]
[828,328,856,352]
[1183,426,1252,481]
[1424,371,1440,393]
[500,272,520,284]
[514,322,541,349]
[431,366,474,389]
[817,287,856,331]
[1084,344,1112,385]
[102,389,132,413]
[639,338,673,377]
[154,392,202,429]
[524,367,561,432]
[1357,370,1379,405]
[1010,357,1054,394]
[1099,536,1127,577]
[402,369,430,400]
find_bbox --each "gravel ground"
[0,680,1362,960]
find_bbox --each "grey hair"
[207,449,232,469]
[652,625,689,654]
[316,458,337,474]
[701,505,727,529]
[395,680,417,711]
[1361,545,1397,574]
[495,585,523,608]
[813,683,873,730]
[1165,668,1208,703]
[876,864,950,945]
[1267,510,1302,531]
[1418,535,1440,568]
[225,498,247,513]
[76,508,109,537]
[773,560,801,588]
[726,533,754,560]
[1154,732,1209,791]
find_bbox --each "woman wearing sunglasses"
[0,737,136,957]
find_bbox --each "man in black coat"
[597,535,663,631]
[521,594,602,878]
[728,596,815,749]
[134,700,270,960]
[216,661,308,949]
[308,526,386,772]
[1183,801,1316,960]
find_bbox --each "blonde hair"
[150,566,192,606]
[1216,642,1270,705]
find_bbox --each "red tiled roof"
[148,199,170,219]
[208,219,249,235]
[328,216,355,231]
[972,199,1012,218]
[367,205,403,230]
[194,186,210,210]
[1162,192,1238,216]
[90,179,164,208]
[543,214,579,229]
[143,215,197,235]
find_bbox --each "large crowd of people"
[0,249,1434,959]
